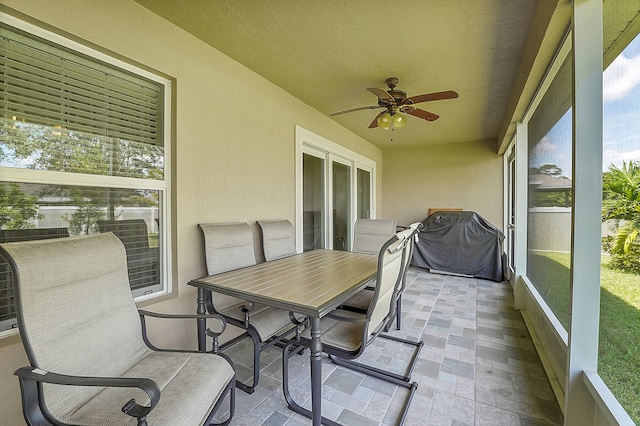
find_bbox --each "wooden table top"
[188,249,378,317]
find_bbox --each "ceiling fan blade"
[368,111,386,128]
[367,87,396,104]
[401,106,439,121]
[402,90,459,105]
[330,105,382,116]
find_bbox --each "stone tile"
[448,334,476,350]
[324,368,364,395]
[427,316,452,328]
[222,267,563,426]
[441,357,475,379]
[337,408,380,426]
[428,390,475,425]
[474,402,521,426]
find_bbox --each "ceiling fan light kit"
[376,111,406,130]
[331,77,458,140]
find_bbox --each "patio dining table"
[188,249,378,426]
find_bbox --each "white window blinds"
[0,22,164,179]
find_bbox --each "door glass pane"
[303,153,324,251]
[599,32,640,424]
[508,151,516,270]
[527,53,572,331]
[357,168,371,219]
[332,162,351,251]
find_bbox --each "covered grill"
[412,211,505,281]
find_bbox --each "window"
[526,49,573,331]
[0,15,171,333]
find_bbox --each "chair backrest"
[353,218,398,254]
[0,228,70,329]
[257,219,297,261]
[97,219,150,251]
[365,229,411,338]
[0,233,148,419]
[198,222,257,275]
[397,222,423,292]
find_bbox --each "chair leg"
[16,375,53,426]
[281,343,341,426]
[327,353,419,425]
[207,376,236,426]
[220,324,302,394]
[329,335,423,383]
[396,297,402,330]
[236,327,262,394]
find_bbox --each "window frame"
[0,13,173,336]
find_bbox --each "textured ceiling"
[133,0,540,149]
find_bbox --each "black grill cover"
[412,211,505,281]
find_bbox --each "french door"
[301,146,373,251]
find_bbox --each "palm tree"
[602,160,640,253]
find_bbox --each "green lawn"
[527,251,640,424]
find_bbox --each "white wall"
[382,139,504,228]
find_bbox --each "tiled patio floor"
[217,266,564,425]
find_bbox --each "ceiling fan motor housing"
[389,89,407,104]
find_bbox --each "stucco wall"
[381,139,504,229]
[0,1,382,423]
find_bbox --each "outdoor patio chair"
[334,222,424,382]
[257,219,297,261]
[198,222,300,394]
[1,232,235,426]
[97,219,159,291]
[282,229,420,425]
[343,222,422,330]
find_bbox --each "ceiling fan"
[330,77,459,130]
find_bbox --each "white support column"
[566,0,603,423]
[513,122,529,310]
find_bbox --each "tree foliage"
[602,160,640,255]
[1,119,162,233]
[0,183,41,229]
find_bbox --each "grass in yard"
[527,251,571,329]
[528,251,640,424]
[600,258,640,424]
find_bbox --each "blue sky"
[530,33,640,176]
[603,34,640,171]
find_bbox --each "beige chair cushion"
[199,222,257,310]
[353,219,397,254]
[257,219,297,261]
[217,301,296,340]
[58,351,234,425]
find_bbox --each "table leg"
[309,316,322,426]
[196,287,207,351]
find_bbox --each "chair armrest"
[138,310,226,323]
[138,310,227,353]
[14,366,160,420]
